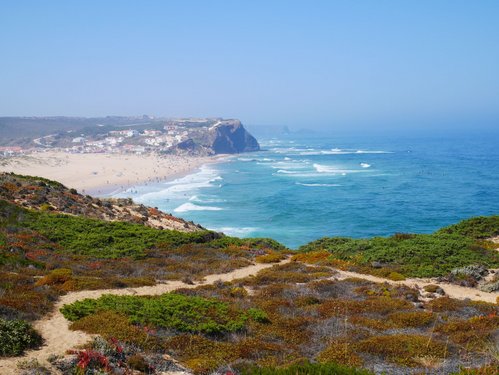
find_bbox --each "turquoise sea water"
[114,132,499,249]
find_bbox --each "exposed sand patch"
[489,236,499,251]
[330,269,499,303]
[0,259,289,374]
[0,151,221,196]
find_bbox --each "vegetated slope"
[59,261,499,375]
[437,215,499,239]
[298,217,499,279]
[0,172,203,232]
[0,175,287,363]
[1,174,498,374]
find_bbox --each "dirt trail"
[1,257,497,374]
[0,260,289,374]
[331,269,499,303]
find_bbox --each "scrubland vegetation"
[1,174,498,374]
[297,216,499,279]
[59,262,499,374]
[0,175,285,362]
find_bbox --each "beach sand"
[0,151,218,196]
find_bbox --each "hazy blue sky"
[1,1,498,130]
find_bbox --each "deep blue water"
[114,132,499,249]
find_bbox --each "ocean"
[114,132,499,249]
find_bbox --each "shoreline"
[0,151,230,198]
[92,154,231,197]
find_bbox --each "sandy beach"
[0,151,219,196]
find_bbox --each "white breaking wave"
[276,169,299,174]
[296,183,340,187]
[355,150,391,154]
[135,165,221,201]
[299,149,391,156]
[174,202,223,213]
[189,195,225,203]
[313,163,369,174]
[360,163,371,168]
[211,227,258,237]
[313,163,338,173]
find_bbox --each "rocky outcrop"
[0,173,204,232]
[168,120,260,156]
[208,120,260,154]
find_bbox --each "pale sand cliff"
[0,151,219,196]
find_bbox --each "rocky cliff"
[169,120,260,155]
[208,120,260,154]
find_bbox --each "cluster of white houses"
[67,125,191,154]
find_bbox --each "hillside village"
[0,118,206,157]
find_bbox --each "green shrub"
[437,216,499,239]
[247,308,270,323]
[0,318,42,356]
[22,211,216,258]
[61,293,261,334]
[298,228,499,278]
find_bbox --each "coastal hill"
[0,172,204,232]
[0,174,498,374]
[0,116,260,156]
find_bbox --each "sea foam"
[296,183,340,187]
[174,202,223,213]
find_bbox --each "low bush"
[164,334,236,374]
[61,293,264,335]
[255,252,286,264]
[437,216,499,239]
[435,315,499,349]
[317,296,412,317]
[387,272,406,281]
[291,251,332,264]
[238,361,373,375]
[427,297,465,312]
[298,220,499,278]
[317,340,364,367]
[35,268,72,286]
[69,310,150,346]
[0,318,42,356]
[387,311,434,328]
[355,334,447,366]
[241,263,334,286]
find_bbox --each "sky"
[1,1,499,131]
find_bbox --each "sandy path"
[330,269,499,303]
[2,257,497,373]
[0,260,288,374]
